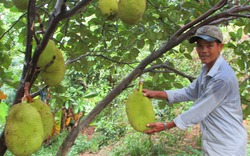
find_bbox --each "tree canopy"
[0,0,250,155]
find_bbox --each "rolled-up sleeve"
[173,79,230,130]
[165,79,199,104]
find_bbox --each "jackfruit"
[38,39,66,86]
[5,103,44,156]
[44,46,65,73]
[98,0,118,15]
[118,0,146,24]
[37,40,57,70]
[12,0,29,11]
[30,99,54,140]
[126,82,155,132]
[40,67,65,86]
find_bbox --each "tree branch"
[0,13,27,40]
[173,0,228,37]
[228,13,250,18]
[66,53,138,66]
[59,0,94,20]
[143,64,196,82]
[23,0,37,85]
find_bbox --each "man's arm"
[142,89,168,99]
[144,121,176,134]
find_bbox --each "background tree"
[0,0,249,155]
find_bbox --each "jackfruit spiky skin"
[118,0,146,24]
[98,0,118,15]
[37,40,57,70]
[30,99,54,140]
[12,0,29,11]
[4,103,44,156]
[38,39,66,86]
[40,67,65,86]
[126,91,155,132]
[44,46,65,73]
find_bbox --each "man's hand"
[144,121,176,134]
[144,122,165,134]
[142,89,167,99]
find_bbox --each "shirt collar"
[202,54,224,77]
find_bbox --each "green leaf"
[236,58,245,70]
[3,1,13,8]
[51,85,67,93]
[83,92,98,98]
[128,48,140,60]
[173,82,183,88]
[164,73,176,82]
[243,22,250,34]
[184,53,192,60]
[229,32,237,41]
[158,101,167,110]
[137,40,145,49]
[0,52,12,69]
[236,28,242,40]
[243,105,250,119]
[0,102,9,124]
[235,19,247,26]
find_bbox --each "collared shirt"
[166,54,247,156]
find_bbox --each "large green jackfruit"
[38,39,66,86]
[98,0,118,15]
[30,99,54,140]
[4,103,44,156]
[118,0,146,24]
[37,40,57,70]
[40,66,65,86]
[126,82,155,132]
[43,45,65,73]
[12,0,29,11]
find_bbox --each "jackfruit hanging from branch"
[126,81,155,132]
[118,0,146,24]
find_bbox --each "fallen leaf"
[0,91,7,99]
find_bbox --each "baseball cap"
[189,25,223,43]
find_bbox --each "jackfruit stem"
[139,81,143,93]
[21,82,33,103]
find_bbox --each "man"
[143,25,247,156]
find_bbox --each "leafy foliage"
[0,0,250,155]
[0,102,8,126]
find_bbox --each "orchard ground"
[79,120,250,156]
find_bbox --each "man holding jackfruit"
[142,25,247,156]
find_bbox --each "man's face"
[196,39,224,70]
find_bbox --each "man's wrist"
[164,122,168,130]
